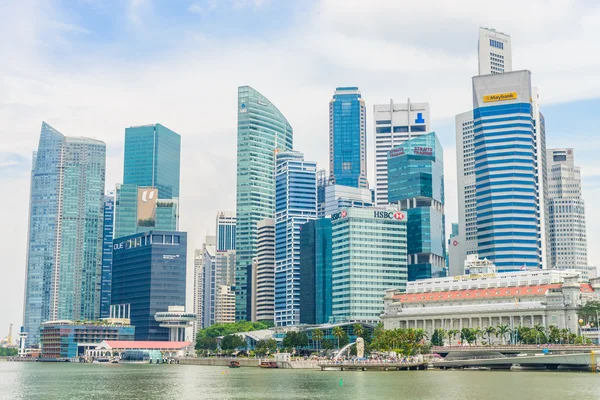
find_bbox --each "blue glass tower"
[23,122,106,345]
[100,193,115,318]
[387,132,446,280]
[236,86,293,321]
[299,218,333,325]
[216,211,236,251]
[274,151,317,326]
[329,87,368,188]
[472,71,541,270]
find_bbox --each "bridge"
[435,352,597,371]
[318,360,427,371]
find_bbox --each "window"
[393,126,409,133]
[376,126,391,134]
[411,125,426,132]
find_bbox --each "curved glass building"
[235,86,293,321]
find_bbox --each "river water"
[1,362,599,399]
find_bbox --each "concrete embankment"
[179,358,320,369]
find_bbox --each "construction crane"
[6,324,12,346]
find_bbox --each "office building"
[331,207,407,323]
[299,218,333,325]
[373,99,430,205]
[214,286,236,324]
[320,184,373,218]
[252,219,275,322]
[478,27,512,75]
[216,211,236,251]
[216,250,236,287]
[236,85,293,321]
[274,151,317,326]
[448,223,465,277]
[154,306,196,342]
[472,70,541,271]
[100,192,115,318]
[111,231,187,341]
[546,148,588,268]
[115,123,181,239]
[201,236,217,328]
[23,122,106,346]
[192,249,203,341]
[329,87,368,188]
[388,132,446,280]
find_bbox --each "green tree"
[255,339,278,356]
[196,336,218,352]
[220,334,245,351]
[484,326,496,345]
[447,329,459,346]
[578,301,600,326]
[312,329,324,353]
[431,328,445,346]
[353,323,364,339]
[322,339,334,350]
[460,328,476,345]
[496,324,510,345]
[332,326,344,349]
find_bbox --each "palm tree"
[353,323,364,339]
[415,328,428,343]
[496,324,510,345]
[312,329,324,354]
[484,326,496,345]
[332,326,344,350]
[447,329,459,346]
[560,328,570,344]
[473,328,484,345]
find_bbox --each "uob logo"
[141,190,156,203]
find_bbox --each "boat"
[259,361,278,369]
[93,358,110,363]
[229,360,240,368]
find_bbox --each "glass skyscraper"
[329,87,368,189]
[23,122,106,345]
[100,192,115,318]
[216,211,236,251]
[115,124,181,238]
[387,132,447,280]
[299,218,333,325]
[274,151,317,326]
[472,71,541,271]
[235,86,293,321]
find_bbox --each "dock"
[317,361,427,371]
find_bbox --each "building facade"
[478,27,512,75]
[201,236,217,328]
[192,249,203,342]
[236,85,293,321]
[100,192,115,318]
[329,87,367,189]
[299,218,333,325]
[216,211,236,251]
[331,207,407,323]
[320,184,373,218]
[546,148,588,269]
[373,98,430,205]
[388,132,446,280]
[111,231,187,341]
[252,219,275,322]
[23,123,106,346]
[214,286,236,325]
[274,151,317,326]
[472,70,541,271]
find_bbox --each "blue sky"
[2,0,600,338]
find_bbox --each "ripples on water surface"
[0,362,599,400]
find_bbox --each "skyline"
[3,0,600,335]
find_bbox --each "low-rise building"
[87,340,191,361]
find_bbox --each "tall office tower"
[251,219,275,322]
[100,192,115,318]
[216,211,236,251]
[373,99,430,205]
[274,151,317,326]
[235,86,293,321]
[331,207,407,323]
[192,249,203,342]
[478,27,512,75]
[22,123,106,346]
[216,250,236,287]
[447,223,465,277]
[316,169,328,218]
[472,70,541,271]
[215,250,236,325]
[532,88,550,268]
[115,123,181,238]
[214,285,236,324]
[299,218,333,325]
[201,236,217,328]
[111,231,187,341]
[455,28,514,271]
[388,132,446,280]
[329,87,368,188]
[322,185,373,217]
[546,149,588,268]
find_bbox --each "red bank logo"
[393,212,405,220]
[341,210,347,218]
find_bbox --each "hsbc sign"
[374,211,405,221]
[331,210,348,221]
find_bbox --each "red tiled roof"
[103,341,191,349]
[393,283,594,303]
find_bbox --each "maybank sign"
[483,92,518,103]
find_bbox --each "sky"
[2,0,600,340]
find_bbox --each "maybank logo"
[483,92,518,103]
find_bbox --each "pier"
[317,360,427,371]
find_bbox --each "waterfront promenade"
[318,359,427,371]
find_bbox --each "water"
[1,362,599,400]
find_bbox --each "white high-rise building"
[192,249,203,342]
[546,148,588,269]
[201,236,217,328]
[478,27,512,75]
[373,99,430,205]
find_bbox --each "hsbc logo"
[341,210,347,218]
[374,211,405,220]
[331,210,348,221]
[393,212,405,220]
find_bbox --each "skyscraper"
[373,99,430,205]
[274,151,317,326]
[478,27,512,75]
[235,86,293,321]
[23,122,106,345]
[115,124,181,238]
[387,132,446,280]
[329,87,368,188]
[100,192,115,318]
[192,249,203,342]
[472,70,541,271]
[216,211,236,251]
[252,219,275,322]
[201,236,217,328]
[546,148,588,268]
